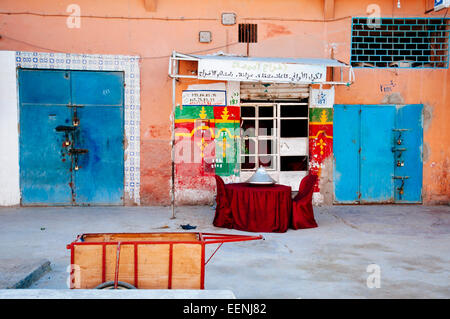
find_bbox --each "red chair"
[291,174,318,229]
[213,175,233,228]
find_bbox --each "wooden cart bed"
[67,232,262,289]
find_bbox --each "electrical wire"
[0,11,218,21]
[0,11,353,23]
[241,16,352,22]
[0,33,242,59]
[0,34,69,53]
[141,41,241,60]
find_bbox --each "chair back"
[294,174,318,201]
[214,175,228,207]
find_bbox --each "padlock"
[397,139,402,145]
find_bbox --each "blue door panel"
[19,105,73,205]
[333,105,360,203]
[71,71,124,106]
[73,106,124,205]
[360,106,395,203]
[18,69,124,206]
[394,104,423,203]
[334,104,422,204]
[18,70,71,105]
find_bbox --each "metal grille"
[351,17,450,68]
[239,23,258,43]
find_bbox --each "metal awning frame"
[169,50,355,86]
[168,50,354,219]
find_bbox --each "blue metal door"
[333,105,360,203]
[19,70,73,205]
[18,69,124,206]
[360,105,395,203]
[393,104,423,203]
[71,71,124,205]
[334,104,422,204]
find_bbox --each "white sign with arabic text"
[198,59,326,84]
[310,87,335,108]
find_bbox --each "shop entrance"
[333,104,423,204]
[18,69,125,206]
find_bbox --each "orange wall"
[0,0,448,204]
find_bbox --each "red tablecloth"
[215,183,292,233]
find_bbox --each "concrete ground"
[0,205,448,298]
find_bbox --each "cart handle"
[203,234,264,266]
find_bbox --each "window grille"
[351,17,449,68]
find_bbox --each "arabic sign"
[435,0,450,11]
[310,87,335,108]
[198,59,326,83]
[182,90,227,106]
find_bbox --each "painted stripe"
[175,119,239,124]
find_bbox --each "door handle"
[55,125,77,132]
[391,147,407,152]
[69,148,89,155]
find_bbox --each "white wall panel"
[0,51,20,205]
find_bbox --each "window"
[240,103,309,172]
[351,17,450,68]
[240,104,276,170]
[238,23,258,43]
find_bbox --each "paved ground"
[0,289,236,299]
[0,205,448,298]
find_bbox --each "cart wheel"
[95,281,136,289]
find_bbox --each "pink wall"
[0,0,448,204]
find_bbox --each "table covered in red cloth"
[214,183,292,233]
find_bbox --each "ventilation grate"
[239,23,258,43]
[351,17,449,68]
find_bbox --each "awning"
[169,51,354,85]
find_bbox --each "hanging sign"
[435,0,450,11]
[198,59,326,83]
[310,87,335,108]
[182,90,227,106]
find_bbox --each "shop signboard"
[182,90,227,106]
[198,59,326,84]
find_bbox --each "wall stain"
[123,190,138,206]
[381,92,404,104]
[264,23,292,39]
[422,103,433,132]
[423,142,430,163]
[318,155,334,205]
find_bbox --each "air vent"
[239,23,258,43]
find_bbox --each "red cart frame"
[67,232,263,289]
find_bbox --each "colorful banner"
[175,94,240,179]
[309,108,333,192]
